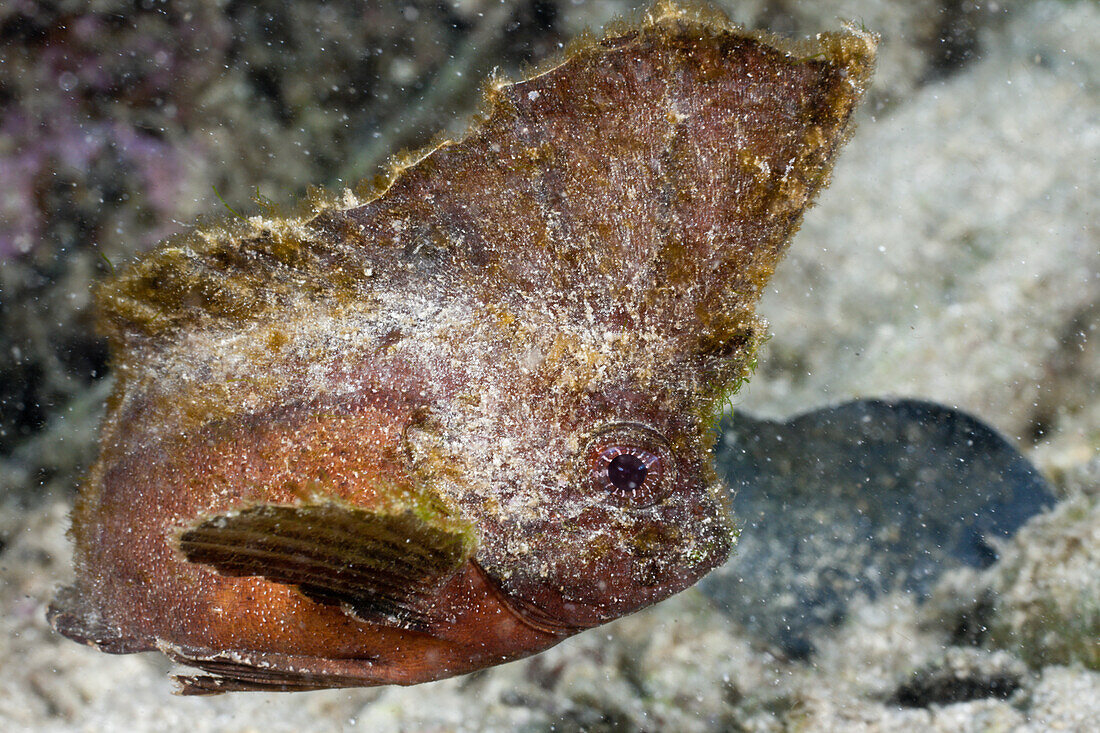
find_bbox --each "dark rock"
[890,648,1025,708]
[699,398,1055,657]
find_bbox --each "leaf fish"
[48,1,875,694]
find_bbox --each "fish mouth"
[468,475,736,635]
[470,526,730,636]
[470,559,596,636]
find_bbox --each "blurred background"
[1,1,1097,730]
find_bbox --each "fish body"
[50,2,875,693]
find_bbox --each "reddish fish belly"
[71,557,562,688]
[60,398,563,688]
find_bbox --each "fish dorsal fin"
[98,10,874,350]
[177,496,477,629]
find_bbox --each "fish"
[48,1,875,694]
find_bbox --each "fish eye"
[585,423,674,507]
[599,448,659,492]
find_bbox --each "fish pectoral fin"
[176,496,477,628]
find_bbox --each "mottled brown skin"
[50,1,875,693]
